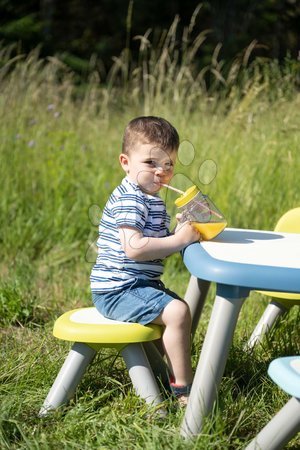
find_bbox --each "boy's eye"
[144,160,156,168]
[164,162,173,170]
[144,160,174,170]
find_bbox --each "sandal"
[170,382,192,397]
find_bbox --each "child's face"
[119,143,177,194]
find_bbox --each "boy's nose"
[155,165,166,173]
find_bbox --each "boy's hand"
[174,219,201,245]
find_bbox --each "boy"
[90,116,200,404]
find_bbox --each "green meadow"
[1,20,300,449]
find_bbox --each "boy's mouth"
[148,181,162,192]
[152,181,161,189]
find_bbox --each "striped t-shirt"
[90,176,170,293]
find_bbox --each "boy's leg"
[151,299,193,387]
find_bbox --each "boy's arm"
[119,222,200,261]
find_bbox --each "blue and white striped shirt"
[90,177,170,293]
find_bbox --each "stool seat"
[53,307,162,344]
[268,356,300,398]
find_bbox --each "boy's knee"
[171,299,191,325]
[160,299,191,327]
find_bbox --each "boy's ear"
[119,153,129,172]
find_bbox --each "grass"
[1,14,300,448]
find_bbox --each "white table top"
[183,228,300,294]
[201,228,300,269]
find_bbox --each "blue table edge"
[182,242,300,297]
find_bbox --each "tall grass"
[1,13,300,449]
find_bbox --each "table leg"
[180,291,245,439]
[184,275,210,339]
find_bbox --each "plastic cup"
[174,185,227,240]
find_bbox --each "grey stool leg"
[245,397,300,450]
[121,343,164,407]
[39,342,96,416]
[184,276,210,339]
[143,341,170,388]
[247,300,288,349]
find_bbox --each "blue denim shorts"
[92,278,181,325]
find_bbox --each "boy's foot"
[169,380,192,406]
[177,394,189,407]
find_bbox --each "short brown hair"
[122,116,179,154]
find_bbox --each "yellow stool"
[39,307,164,415]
